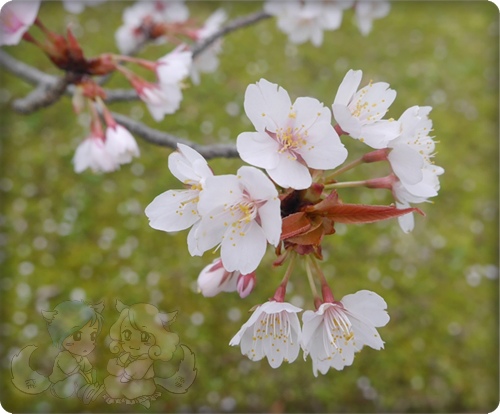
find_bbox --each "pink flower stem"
[309,255,335,304]
[271,252,296,302]
[95,97,116,129]
[111,54,157,72]
[88,101,104,140]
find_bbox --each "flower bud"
[236,273,256,298]
[197,258,238,297]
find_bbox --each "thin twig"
[192,10,271,58]
[111,112,238,159]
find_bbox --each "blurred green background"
[0,1,498,413]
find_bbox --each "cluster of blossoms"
[2,0,442,375]
[145,73,443,374]
[264,0,390,46]
[0,0,225,173]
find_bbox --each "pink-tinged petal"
[341,290,390,327]
[197,175,242,215]
[236,131,280,170]
[0,0,41,46]
[267,153,312,190]
[256,198,282,246]
[237,166,278,202]
[298,123,347,170]
[332,104,362,136]
[145,189,199,232]
[388,145,424,185]
[357,119,400,149]
[333,69,362,106]
[292,96,332,130]
[220,220,267,274]
[244,79,291,133]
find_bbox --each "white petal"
[298,123,348,170]
[244,79,291,133]
[145,189,200,232]
[292,96,332,130]
[357,119,400,149]
[197,175,242,215]
[256,198,282,247]
[236,131,280,169]
[267,154,312,190]
[333,69,362,106]
[388,145,424,185]
[332,104,362,136]
[220,221,267,274]
[396,202,415,233]
[237,166,278,201]
[341,290,390,327]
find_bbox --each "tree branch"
[192,10,271,58]
[111,112,239,159]
[0,9,271,158]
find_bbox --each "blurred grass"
[0,1,498,413]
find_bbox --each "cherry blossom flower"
[197,258,256,298]
[387,106,444,232]
[264,0,354,47]
[190,9,227,85]
[104,123,140,165]
[229,301,302,368]
[332,69,399,149]
[115,0,189,54]
[145,144,213,245]
[133,80,182,122]
[192,165,281,274]
[237,79,348,190]
[0,0,40,46]
[156,47,192,86]
[62,0,106,15]
[73,134,118,173]
[301,290,389,376]
[354,1,391,36]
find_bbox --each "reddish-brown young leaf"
[280,212,311,240]
[312,203,423,224]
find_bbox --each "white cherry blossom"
[156,47,192,86]
[104,124,140,165]
[0,0,40,46]
[73,135,118,173]
[190,9,227,85]
[237,79,347,190]
[264,0,354,47]
[354,1,391,36]
[387,106,444,232]
[230,301,302,368]
[192,166,281,274]
[145,144,213,241]
[62,0,107,15]
[134,82,182,121]
[332,69,399,148]
[301,290,389,376]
